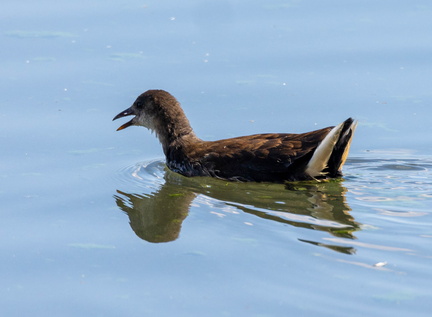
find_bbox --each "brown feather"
[113,90,356,183]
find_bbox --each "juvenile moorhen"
[113,90,357,182]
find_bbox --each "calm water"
[1,0,432,316]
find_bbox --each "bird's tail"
[305,118,357,178]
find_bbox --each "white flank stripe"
[305,122,344,177]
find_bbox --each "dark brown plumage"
[113,89,357,182]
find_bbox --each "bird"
[113,89,357,183]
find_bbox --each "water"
[1,0,432,316]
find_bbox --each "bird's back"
[167,127,333,182]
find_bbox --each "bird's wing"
[188,128,332,181]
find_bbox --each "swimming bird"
[113,90,357,182]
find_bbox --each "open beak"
[113,107,135,131]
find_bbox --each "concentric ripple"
[115,159,167,190]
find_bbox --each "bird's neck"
[152,114,200,158]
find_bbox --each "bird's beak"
[113,107,135,131]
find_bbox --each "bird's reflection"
[114,166,360,254]
[114,186,195,243]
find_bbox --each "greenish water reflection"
[114,163,360,254]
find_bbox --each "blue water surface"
[1,1,432,316]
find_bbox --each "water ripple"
[114,158,361,249]
[112,155,432,257]
[115,159,166,189]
